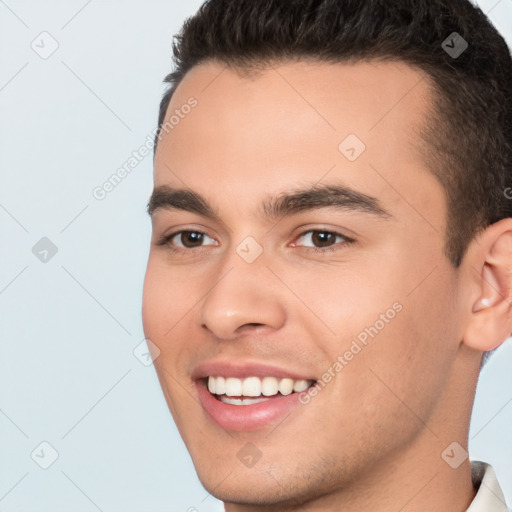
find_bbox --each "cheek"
[279,258,404,345]
[300,256,457,415]
[142,258,194,337]
[141,259,186,363]
[141,260,166,336]
[142,263,199,431]
[349,271,459,425]
[142,257,210,383]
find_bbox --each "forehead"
[161,58,432,148]
[154,59,445,233]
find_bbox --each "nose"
[199,253,287,341]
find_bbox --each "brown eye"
[310,231,338,247]
[161,230,218,250]
[176,231,205,248]
[296,230,345,249]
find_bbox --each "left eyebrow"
[260,183,392,221]
[147,183,392,221]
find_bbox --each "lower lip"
[196,380,304,431]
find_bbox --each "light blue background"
[1,1,511,510]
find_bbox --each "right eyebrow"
[147,186,221,221]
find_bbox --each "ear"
[463,218,512,352]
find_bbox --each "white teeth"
[261,376,279,396]
[242,377,261,397]
[215,376,226,395]
[225,377,243,397]
[220,396,270,405]
[293,379,309,392]
[207,375,313,398]
[278,378,294,396]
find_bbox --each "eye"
[292,229,354,252]
[156,228,353,254]
[158,230,217,251]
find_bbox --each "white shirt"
[467,461,509,511]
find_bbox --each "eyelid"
[290,222,355,241]
[171,231,217,248]
[155,225,219,248]
[290,227,355,250]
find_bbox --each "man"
[142,0,512,510]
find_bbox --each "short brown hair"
[155,0,512,268]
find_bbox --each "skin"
[142,59,512,511]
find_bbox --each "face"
[142,59,468,507]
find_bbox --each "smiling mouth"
[206,376,317,405]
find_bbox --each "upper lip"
[192,361,316,381]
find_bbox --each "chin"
[191,453,343,510]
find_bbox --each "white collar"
[466,461,509,511]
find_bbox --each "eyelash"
[156,229,355,254]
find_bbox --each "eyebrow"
[147,183,392,222]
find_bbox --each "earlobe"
[472,296,491,313]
